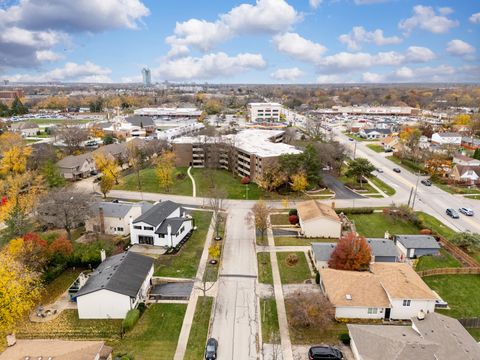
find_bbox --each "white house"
[320,263,437,320]
[86,201,153,236]
[130,200,193,248]
[431,132,462,146]
[76,252,154,319]
[296,200,341,238]
[359,128,390,139]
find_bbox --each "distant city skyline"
[0,0,479,84]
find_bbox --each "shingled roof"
[297,200,340,223]
[132,201,183,226]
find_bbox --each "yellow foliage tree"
[155,151,175,192]
[291,172,308,192]
[453,114,471,126]
[0,132,23,153]
[89,125,105,138]
[93,152,120,184]
[0,145,32,175]
[208,244,221,259]
[99,174,115,198]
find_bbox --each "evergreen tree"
[10,96,28,115]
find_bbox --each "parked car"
[393,167,401,173]
[205,338,218,360]
[459,207,474,216]
[308,346,344,360]
[384,148,393,153]
[446,208,460,219]
[421,179,432,186]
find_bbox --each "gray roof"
[366,238,400,258]
[436,132,461,137]
[348,313,480,360]
[76,252,153,298]
[311,243,336,262]
[56,153,91,169]
[395,235,440,249]
[125,115,155,127]
[364,128,391,134]
[133,200,182,226]
[156,217,191,235]
[11,122,39,130]
[90,201,153,218]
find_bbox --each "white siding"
[77,289,132,319]
[335,306,385,320]
[389,299,436,320]
[130,219,193,247]
[302,218,341,238]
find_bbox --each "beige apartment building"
[172,129,301,180]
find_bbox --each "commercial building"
[248,102,284,122]
[172,129,302,181]
[141,67,151,87]
[133,107,202,119]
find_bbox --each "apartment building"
[172,129,301,180]
[248,102,284,122]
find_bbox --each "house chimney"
[100,249,106,262]
[99,207,105,234]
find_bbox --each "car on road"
[421,179,432,186]
[308,346,344,360]
[393,167,401,173]
[348,137,354,141]
[446,208,460,219]
[205,338,218,360]
[459,207,474,216]
[376,168,383,173]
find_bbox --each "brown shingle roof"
[297,200,340,223]
[455,165,480,177]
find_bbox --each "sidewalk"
[187,166,197,198]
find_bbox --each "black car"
[393,167,401,173]
[205,337,218,360]
[308,346,343,360]
[421,179,432,186]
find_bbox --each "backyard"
[415,249,461,271]
[274,236,335,246]
[184,297,213,360]
[276,252,312,284]
[348,213,419,238]
[154,210,212,278]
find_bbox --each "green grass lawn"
[368,176,396,196]
[464,195,480,200]
[339,173,378,194]
[256,234,269,246]
[415,249,461,271]
[349,213,419,238]
[386,155,426,174]
[277,252,312,284]
[154,211,212,278]
[274,237,335,246]
[417,212,457,240]
[20,118,93,125]
[192,168,264,200]
[41,268,82,304]
[257,252,273,285]
[17,309,122,340]
[115,167,193,195]
[342,132,374,142]
[270,213,290,225]
[112,304,186,360]
[260,298,280,343]
[467,328,480,341]
[367,144,385,153]
[184,297,213,360]
[433,181,480,195]
[423,275,480,318]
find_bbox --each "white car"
[459,207,474,216]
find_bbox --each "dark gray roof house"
[366,238,400,262]
[76,252,154,298]
[394,234,440,259]
[133,200,186,227]
[311,243,336,268]
[125,115,155,128]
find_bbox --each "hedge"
[122,308,141,333]
[334,207,374,215]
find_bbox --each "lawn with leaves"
[277,252,312,284]
[366,144,385,153]
[348,213,419,238]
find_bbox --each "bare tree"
[209,185,227,240]
[304,117,325,141]
[285,291,335,329]
[250,201,271,241]
[55,123,89,154]
[126,141,146,191]
[36,188,93,240]
[313,141,347,175]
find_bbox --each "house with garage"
[453,153,480,167]
[319,263,438,320]
[130,200,193,248]
[56,153,96,180]
[296,200,342,238]
[311,239,399,270]
[359,128,390,140]
[348,313,480,360]
[450,164,480,185]
[394,234,440,259]
[86,201,153,236]
[76,252,154,319]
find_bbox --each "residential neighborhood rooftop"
[394,234,441,249]
[90,201,153,219]
[366,238,400,258]
[297,200,340,223]
[132,200,184,226]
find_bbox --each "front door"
[138,235,154,245]
[385,308,391,320]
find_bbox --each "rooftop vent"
[345,294,352,300]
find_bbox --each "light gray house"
[394,235,440,259]
[56,153,95,180]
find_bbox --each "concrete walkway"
[257,245,310,253]
[173,213,215,360]
[267,224,293,360]
[187,166,197,198]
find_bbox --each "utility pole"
[411,173,420,209]
[353,140,357,159]
[407,187,414,208]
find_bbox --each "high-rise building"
[141,67,151,87]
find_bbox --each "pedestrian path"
[187,166,196,198]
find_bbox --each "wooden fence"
[417,267,480,277]
[459,317,480,328]
[437,237,480,268]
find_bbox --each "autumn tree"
[345,158,376,189]
[256,164,287,192]
[0,145,31,175]
[0,132,23,153]
[424,158,452,178]
[328,232,371,271]
[155,151,175,192]
[93,152,120,184]
[99,174,115,198]
[250,200,270,240]
[49,235,74,258]
[453,114,471,126]
[291,171,308,192]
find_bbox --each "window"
[367,308,378,314]
[117,227,124,232]
[179,225,185,234]
[403,300,411,306]
[144,226,154,231]
[133,225,142,230]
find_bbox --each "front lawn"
[415,249,461,271]
[423,275,480,318]
[276,252,312,284]
[112,304,186,360]
[154,211,212,278]
[274,237,335,246]
[115,167,193,195]
[348,213,419,238]
[184,297,213,360]
[432,181,480,195]
[270,213,290,226]
[366,144,385,153]
[257,252,273,285]
[260,298,280,343]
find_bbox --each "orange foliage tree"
[328,232,371,271]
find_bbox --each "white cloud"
[362,72,385,83]
[35,50,64,62]
[438,7,453,16]
[339,26,402,51]
[405,46,436,62]
[470,12,480,24]
[399,5,458,35]
[153,52,266,81]
[167,0,299,52]
[316,74,352,83]
[362,64,464,83]
[8,61,112,83]
[121,75,143,83]
[309,0,322,9]
[270,67,304,81]
[446,39,476,59]
[272,32,327,63]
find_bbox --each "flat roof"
[248,102,282,107]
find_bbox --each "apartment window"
[367,308,378,314]
[117,227,124,232]
[144,226,154,231]
[133,225,142,230]
[403,300,411,306]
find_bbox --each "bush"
[288,208,298,216]
[122,308,141,333]
[335,207,374,215]
[339,333,350,345]
[288,214,299,225]
[285,253,299,266]
[241,176,250,184]
[420,229,432,235]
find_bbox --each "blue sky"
[0,0,479,83]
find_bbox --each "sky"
[0,0,479,84]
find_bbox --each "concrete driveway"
[322,172,364,200]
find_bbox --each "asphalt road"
[322,172,364,199]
